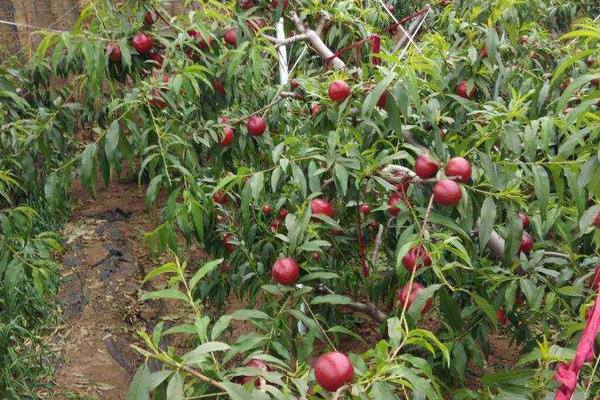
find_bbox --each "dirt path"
[47,180,165,400]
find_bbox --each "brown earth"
[43,180,170,400]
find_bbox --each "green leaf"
[532,165,549,219]
[478,198,496,254]
[126,364,150,400]
[81,143,97,198]
[221,382,253,400]
[362,72,396,115]
[311,294,355,305]
[105,120,120,162]
[182,341,231,364]
[471,292,498,326]
[166,373,184,400]
[370,382,399,400]
[333,164,348,197]
[143,262,179,283]
[189,259,223,290]
[140,289,189,303]
[249,172,264,201]
[438,288,463,331]
[145,175,163,208]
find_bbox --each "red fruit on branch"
[560,78,571,91]
[314,352,354,392]
[593,211,600,228]
[132,32,153,54]
[223,233,235,252]
[415,154,439,179]
[216,214,226,224]
[246,18,267,33]
[591,265,600,290]
[328,80,350,103]
[270,219,281,232]
[278,208,289,218]
[518,212,529,229]
[398,282,433,314]
[187,29,211,50]
[290,79,300,90]
[402,245,432,272]
[376,91,387,108]
[271,0,289,8]
[444,157,471,183]
[107,43,122,63]
[220,261,232,272]
[144,12,155,26]
[586,56,595,67]
[313,252,321,261]
[358,204,370,214]
[395,180,409,196]
[433,179,462,206]
[497,308,509,326]
[272,257,300,285]
[247,115,267,136]
[239,359,269,386]
[480,46,488,59]
[311,199,335,217]
[212,80,226,96]
[311,104,321,117]
[387,193,403,216]
[219,127,234,146]
[592,78,600,87]
[386,3,395,12]
[519,232,534,254]
[147,51,164,68]
[455,80,476,99]
[212,190,228,204]
[262,204,272,214]
[224,29,237,46]
[240,0,255,9]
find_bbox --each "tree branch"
[317,284,387,323]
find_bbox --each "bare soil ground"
[44,180,167,400]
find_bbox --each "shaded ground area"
[45,180,166,400]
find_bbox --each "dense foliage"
[1,0,600,398]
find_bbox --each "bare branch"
[289,12,346,70]
[371,223,385,265]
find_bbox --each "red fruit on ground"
[107,43,122,63]
[480,47,488,59]
[132,32,153,54]
[358,204,370,214]
[519,232,534,254]
[147,51,164,68]
[402,245,432,272]
[311,199,335,217]
[224,29,237,46]
[311,104,321,117]
[262,204,272,214]
[314,352,354,392]
[144,12,155,26]
[445,157,471,183]
[212,190,228,204]
[278,208,289,218]
[592,210,600,228]
[328,80,350,103]
[219,127,234,146]
[213,80,226,96]
[239,359,269,386]
[415,154,439,179]
[398,282,433,314]
[455,80,476,99]
[518,212,529,228]
[247,115,267,136]
[433,179,462,206]
[272,257,300,285]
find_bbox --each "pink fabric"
[554,289,600,399]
